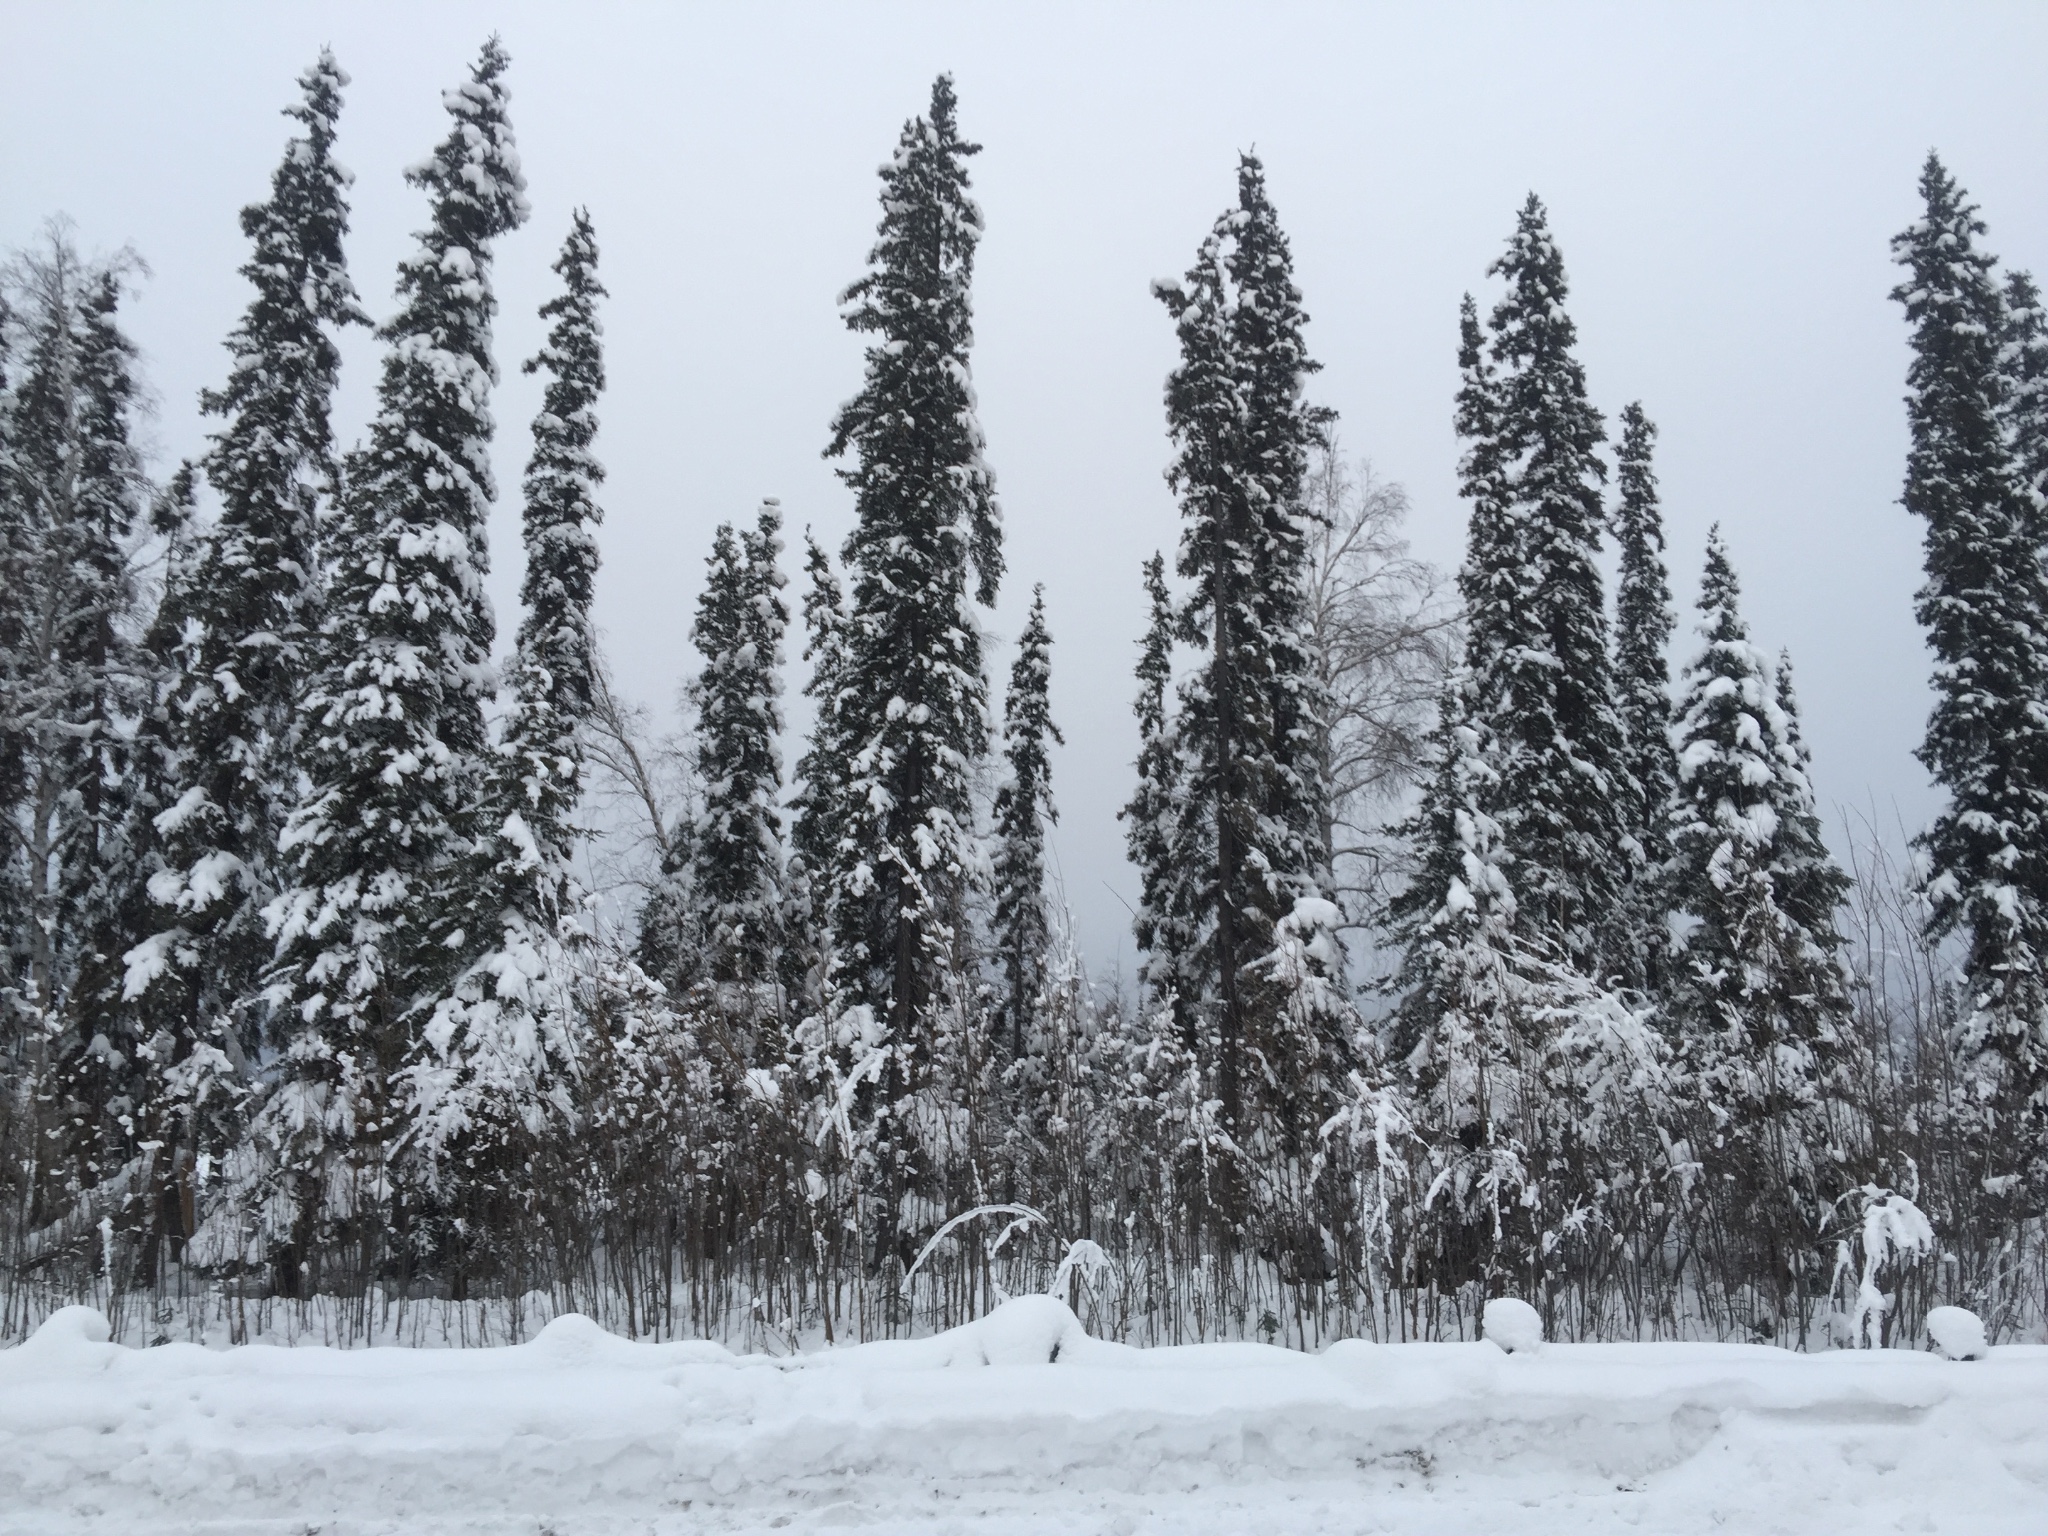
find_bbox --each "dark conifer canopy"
[1890,152,2048,1112]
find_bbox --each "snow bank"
[3,1296,2043,1534]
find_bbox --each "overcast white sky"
[5,2,2046,978]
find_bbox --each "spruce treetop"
[408,36,530,261]
[201,47,367,544]
[817,72,1003,1053]
[503,209,607,891]
[1671,528,1780,851]
[1612,402,1677,855]
[783,528,851,1002]
[1131,552,1174,747]
[1769,650,1851,941]
[268,36,531,1055]
[1453,292,1510,677]
[1122,552,1186,1009]
[993,585,1061,1053]
[688,501,789,988]
[515,209,607,732]
[1889,155,2048,938]
[1890,154,2009,548]
[1487,194,1607,528]
[1449,193,1627,971]
[829,71,1001,608]
[1228,153,1322,523]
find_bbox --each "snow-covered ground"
[3,1294,2043,1535]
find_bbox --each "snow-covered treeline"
[0,48,2043,1354]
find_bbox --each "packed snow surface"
[3,1296,2045,1535]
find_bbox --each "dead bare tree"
[576,642,693,909]
[1302,444,1459,941]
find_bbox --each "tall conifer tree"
[499,209,605,906]
[1121,553,1189,1034]
[1666,531,1852,1326]
[1454,196,1627,975]
[687,502,789,995]
[126,52,366,1081]
[1153,154,1341,1149]
[783,532,851,1004]
[1611,401,1677,989]
[1768,654,1851,945]
[818,74,1001,1227]
[1382,680,1533,1289]
[1890,154,2048,1130]
[992,587,1060,1058]
[260,39,529,1272]
[1391,206,1647,1302]
[1,247,152,998]
[0,231,156,1221]
[400,210,607,1226]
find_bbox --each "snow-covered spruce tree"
[632,816,696,997]
[122,53,366,1165]
[1152,154,1346,1160]
[1382,683,1539,1295]
[96,465,254,1284]
[780,530,849,1005]
[992,586,1060,1060]
[1458,196,1629,977]
[816,73,1002,1264]
[1389,219,1665,1314]
[1610,402,1678,994]
[0,230,157,1241]
[1382,296,1513,1071]
[1768,654,1852,954]
[1890,154,2048,1151]
[498,208,605,912]
[686,501,789,999]
[397,209,610,1252]
[258,39,530,1289]
[1120,552,1192,1039]
[1665,530,1853,1337]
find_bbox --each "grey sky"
[5,2,2046,979]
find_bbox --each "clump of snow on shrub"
[971,1294,1088,1365]
[1925,1306,1987,1361]
[1483,1297,1543,1353]
[1832,1184,1937,1348]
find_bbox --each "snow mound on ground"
[26,1305,111,1347]
[528,1309,661,1365]
[1484,1296,1544,1353]
[820,1293,1096,1368]
[1927,1305,1988,1360]
[12,1306,114,1369]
